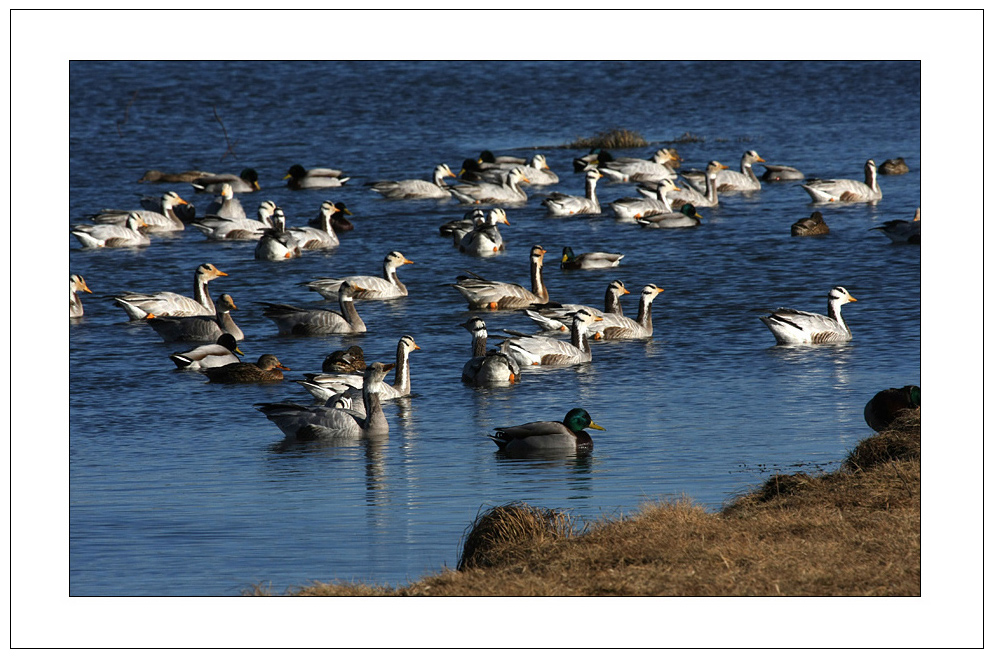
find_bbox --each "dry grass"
[565,128,648,150]
[267,410,920,596]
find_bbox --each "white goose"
[255,362,394,441]
[584,284,663,339]
[303,251,413,301]
[670,160,727,208]
[88,191,189,233]
[501,308,602,367]
[368,163,455,199]
[72,212,150,248]
[203,183,246,219]
[147,293,244,343]
[288,202,340,250]
[475,154,559,187]
[609,179,679,221]
[440,208,486,245]
[801,159,882,203]
[760,286,857,345]
[595,148,678,183]
[254,208,302,260]
[460,317,521,385]
[452,245,549,309]
[298,335,420,409]
[542,169,602,216]
[192,200,277,241]
[523,279,629,333]
[683,150,765,192]
[871,207,920,244]
[114,262,229,321]
[449,167,529,205]
[459,208,509,256]
[70,274,92,319]
[261,282,367,336]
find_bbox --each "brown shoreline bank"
[259,409,920,597]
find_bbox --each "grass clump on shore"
[565,128,648,150]
[270,410,920,596]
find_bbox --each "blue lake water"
[68,60,920,595]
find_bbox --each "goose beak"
[588,421,606,431]
[403,258,414,265]
[848,294,857,302]
[756,156,766,163]
[175,196,189,205]
[80,281,93,294]
[215,268,228,277]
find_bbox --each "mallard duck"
[460,317,521,386]
[683,150,765,192]
[288,202,340,250]
[322,345,366,374]
[147,293,244,343]
[583,284,663,340]
[261,282,367,336]
[594,149,678,184]
[368,163,455,199]
[113,263,228,321]
[871,208,920,244]
[192,199,277,241]
[760,286,857,345]
[479,150,527,165]
[459,208,509,256]
[452,245,549,309]
[306,201,354,232]
[284,164,350,189]
[139,169,214,183]
[609,180,679,221]
[635,203,702,229]
[449,167,530,205]
[760,164,805,182]
[89,191,190,233]
[70,274,92,318]
[502,308,602,366]
[560,246,624,270]
[301,336,420,410]
[670,161,727,208]
[72,212,150,248]
[203,354,289,384]
[169,333,244,370]
[303,251,413,301]
[801,159,882,203]
[203,183,246,220]
[541,169,602,216]
[863,385,920,431]
[256,362,394,440]
[791,211,830,236]
[490,407,605,455]
[523,279,629,333]
[254,208,302,261]
[878,158,909,175]
[191,168,260,194]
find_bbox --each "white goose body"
[261,282,366,336]
[479,154,559,186]
[88,191,189,233]
[596,149,678,183]
[684,151,765,192]
[72,213,150,248]
[610,180,678,221]
[585,285,663,339]
[502,308,601,367]
[670,161,727,208]
[300,336,420,409]
[114,263,228,321]
[193,200,277,241]
[288,202,340,250]
[760,286,857,345]
[254,208,302,260]
[204,183,246,219]
[70,274,92,318]
[303,251,413,301]
[523,279,629,333]
[449,167,529,205]
[369,164,455,199]
[459,208,509,256]
[460,317,521,385]
[452,245,549,309]
[542,170,602,216]
[801,159,882,203]
[146,293,244,343]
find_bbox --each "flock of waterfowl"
[71,150,920,454]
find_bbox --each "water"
[69,61,920,595]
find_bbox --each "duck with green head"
[635,203,702,229]
[489,408,605,455]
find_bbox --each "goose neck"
[571,321,591,354]
[195,272,216,314]
[394,344,412,394]
[339,296,365,331]
[635,298,654,330]
[471,331,489,358]
[530,259,548,301]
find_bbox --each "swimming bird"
[683,150,765,192]
[669,160,727,208]
[169,333,244,370]
[489,407,605,455]
[459,208,509,256]
[147,293,244,343]
[541,169,602,216]
[113,263,229,321]
[449,167,529,205]
[523,279,630,333]
[70,274,92,318]
[583,284,663,340]
[759,286,857,345]
[502,308,602,366]
[635,203,702,229]
[191,168,260,194]
[760,164,805,182]
[88,191,190,233]
[609,180,679,221]
[192,199,277,241]
[261,282,367,336]
[863,385,920,432]
[203,183,246,220]
[139,169,214,183]
[452,245,549,309]
[72,212,150,248]
[594,149,678,184]
[284,164,350,189]
[287,202,340,250]
[139,191,196,223]
[256,362,395,440]
[322,345,366,374]
[871,207,920,244]
[300,336,420,410]
[472,154,559,186]
[440,208,486,244]
[460,317,521,386]
[878,158,909,175]
[791,211,830,236]
[306,200,354,232]
[254,208,302,260]
[302,251,413,301]
[560,246,624,270]
[368,163,455,199]
[203,354,289,384]
[801,159,882,203]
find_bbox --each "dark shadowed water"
[69,60,920,595]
